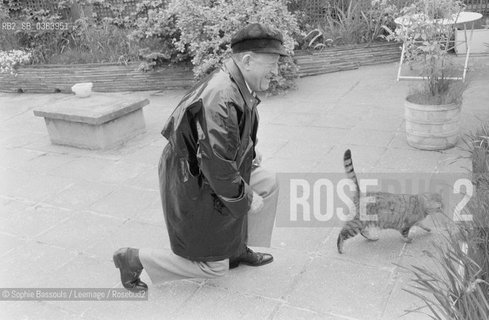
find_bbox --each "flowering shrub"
[129,0,189,70]
[128,0,301,94]
[0,50,32,75]
[170,0,302,94]
[2,0,302,94]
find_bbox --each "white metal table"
[395,11,483,82]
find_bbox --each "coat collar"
[224,58,260,109]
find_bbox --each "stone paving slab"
[1,58,488,320]
[286,255,393,319]
[0,202,74,239]
[206,247,311,300]
[272,305,337,320]
[320,229,405,271]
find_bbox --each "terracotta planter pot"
[404,97,461,150]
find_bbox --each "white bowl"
[71,82,93,98]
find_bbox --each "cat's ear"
[429,193,444,213]
[419,193,444,213]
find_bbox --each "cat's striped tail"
[344,149,359,194]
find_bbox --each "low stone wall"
[0,63,195,94]
[295,42,401,77]
[0,42,401,93]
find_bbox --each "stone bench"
[33,94,150,149]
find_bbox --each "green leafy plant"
[407,78,467,105]
[327,0,368,45]
[362,0,399,43]
[13,8,70,64]
[2,0,301,94]
[74,0,136,28]
[302,0,400,47]
[0,49,32,74]
[1,0,143,65]
[0,2,8,19]
[463,124,489,276]
[0,2,18,51]
[405,229,489,320]
[170,0,301,93]
[302,26,334,50]
[129,1,189,69]
[383,0,467,103]
[405,122,489,320]
[55,17,138,64]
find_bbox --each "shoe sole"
[235,257,274,268]
[113,252,122,269]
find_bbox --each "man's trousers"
[139,165,279,284]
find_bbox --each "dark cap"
[231,23,288,56]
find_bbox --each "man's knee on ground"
[199,259,229,278]
[251,166,279,197]
[263,170,279,196]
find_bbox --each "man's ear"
[241,53,252,70]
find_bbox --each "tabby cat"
[337,149,443,254]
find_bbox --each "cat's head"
[419,193,444,215]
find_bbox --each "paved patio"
[1,57,488,320]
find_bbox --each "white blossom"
[0,50,32,75]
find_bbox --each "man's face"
[242,53,280,92]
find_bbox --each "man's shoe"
[229,247,273,269]
[113,247,148,292]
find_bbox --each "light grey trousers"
[139,166,279,284]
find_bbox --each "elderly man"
[113,23,285,291]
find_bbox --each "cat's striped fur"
[337,149,443,254]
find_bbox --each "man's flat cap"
[231,23,288,56]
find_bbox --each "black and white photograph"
[1,0,488,319]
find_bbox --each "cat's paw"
[361,227,380,241]
[337,236,345,254]
[362,233,379,241]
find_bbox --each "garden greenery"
[129,0,301,93]
[383,0,467,102]
[1,0,302,94]
[1,0,422,94]
[169,0,301,94]
[406,124,489,320]
[298,0,402,49]
[0,49,31,75]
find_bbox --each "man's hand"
[249,191,264,214]
[252,150,262,168]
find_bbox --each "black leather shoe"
[229,247,273,269]
[113,247,148,292]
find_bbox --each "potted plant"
[384,0,467,150]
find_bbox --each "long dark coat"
[159,58,260,261]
